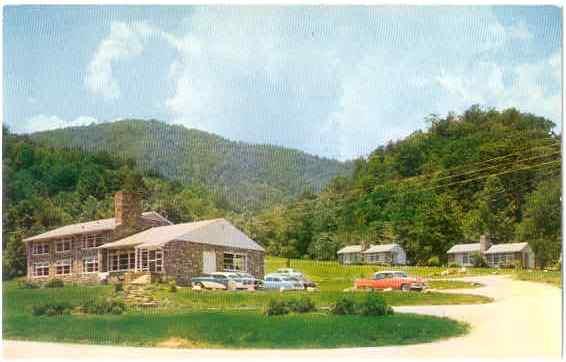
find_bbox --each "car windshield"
[394,272,408,278]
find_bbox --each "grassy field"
[3,281,469,348]
[513,270,562,287]
[266,256,505,291]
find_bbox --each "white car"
[210,272,248,290]
[263,273,304,291]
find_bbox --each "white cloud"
[84,8,561,159]
[85,22,157,100]
[13,114,99,134]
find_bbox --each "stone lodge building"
[24,191,265,285]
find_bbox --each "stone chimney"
[114,191,142,228]
[479,234,491,254]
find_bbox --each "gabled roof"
[23,212,172,242]
[337,245,364,254]
[99,218,265,252]
[485,242,530,254]
[363,243,400,254]
[446,243,481,254]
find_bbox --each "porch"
[99,246,164,274]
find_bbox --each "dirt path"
[3,275,562,360]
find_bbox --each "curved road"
[3,275,562,360]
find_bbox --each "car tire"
[197,282,206,289]
[401,284,410,292]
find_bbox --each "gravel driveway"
[3,275,561,360]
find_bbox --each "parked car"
[268,273,316,289]
[354,271,427,291]
[191,274,232,290]
[234,272,264,289]
[263,274,304,291]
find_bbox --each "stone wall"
[162,240,265,286]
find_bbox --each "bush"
[330,296,357,315]
[470,252,488,268]
[113,283,123,293]
[427,256,441,267]
[265,299,290,316]
[17,280,39,289]
[32,302,72,316]
[169,281,177,293]
[79,299,126,315]
[447,263,460,268]
[358,293,394,316]
[44,279,64,288]
[287,297,316,313]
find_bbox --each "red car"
[355,271,427,291]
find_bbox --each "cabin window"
[32,262,49,277]
[55,238,72,253]
[55,259,72,275]
[109,250,135,272]
[83,256,99,273]
[137,249,163,273]
[223,253,246,271]
[83,233,107,249]
[32,242,49,255]
[462,254,470,264]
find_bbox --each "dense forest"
[2,129,224,279]
[3,106,562,279]
[232,107,561,268]
[29,120,354,212]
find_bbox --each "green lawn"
[513,270,562,287]
[2,280,475,348]
[265,256,505,291]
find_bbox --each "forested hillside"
[234,107,561,268]
[29,120,354,212]
[2,130,224,279]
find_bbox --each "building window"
[83,256,98,273]
[55,259,72,275]
[83,233,107,249]
[137,249,163,272]
[223,253,246,271]
[109,250,135,272]
[32,262,49,277]
[462,254,470,264]
[55,238,72,253]
[32,242,49,255]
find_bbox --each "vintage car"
[234,272,264,289]
[268,273,317,289]
[354,271,427,291]
[191,272,249,290]
[275,268,304,279]
[263,274,304,291]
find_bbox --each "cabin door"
[203,251,216,273]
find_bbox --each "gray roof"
[337,245,364,254]
[23,212,171,242]
[446,243,481,254]
[363,243,400,254]
[99,218,265,252]
[485,242,530,254]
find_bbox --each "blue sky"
[4,6,562,160]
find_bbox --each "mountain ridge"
[30,119,354,211]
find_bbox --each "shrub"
[32,302,72,316]
[79,299,126,315]
[427,256,441,267]
[44,279,64,288]
[470,252,488,268]
[447,263,460,268]
[358,293,394,316]
[330,296,357,315]
[17,280,39,289]
[113,283,123,293]
[287,297,316,313]
[169,281,177,293]
[265,299,290,316]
